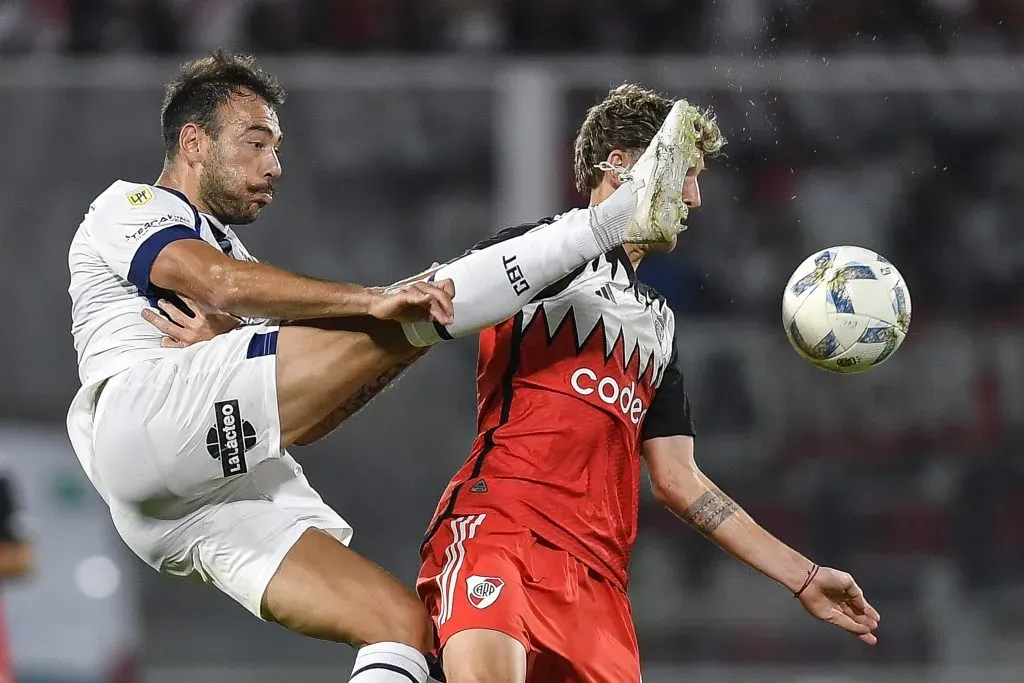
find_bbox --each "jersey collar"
[609,246,638,285]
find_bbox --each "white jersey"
[68,180,259,388]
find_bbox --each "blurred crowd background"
[0,0,1022,55]
[0,1,1021,682]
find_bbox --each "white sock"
[400,185,636,347]
[349,642,429,683]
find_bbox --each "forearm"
[659,472,812,593]
[208,261,378,320]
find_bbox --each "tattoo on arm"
[681,484,738,535]
[293,350,428,446]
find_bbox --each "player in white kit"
[66,51,703,683]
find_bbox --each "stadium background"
[0,1,1022,681]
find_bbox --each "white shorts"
[79,324,353,617]
[110,453,351,617]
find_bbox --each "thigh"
[526,652,582,683]
[254,455,429,649]
[443,629,528,683]
[416,514,533,654]
[111,456,353,620]
[263,527,431,650]
[93,324,283,503]
[540,568,641,683]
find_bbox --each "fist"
[368,280,455,325]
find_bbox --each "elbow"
[649,467,702,511]
[650,478,675,508]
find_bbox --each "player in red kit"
[416,85,881,683]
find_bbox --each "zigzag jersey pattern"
[422,220,696,589]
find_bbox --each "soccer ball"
[782,246,911,373]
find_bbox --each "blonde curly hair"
[573,83,726,194]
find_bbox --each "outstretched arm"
[150,240,454,324]
[642,435,880,644]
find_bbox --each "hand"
[368,279,455,325]
[796,565,880,645]
[142,295,242,348]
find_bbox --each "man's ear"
[605,149,632,188]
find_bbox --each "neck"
[589,185,647,270]
[156,161,210,215]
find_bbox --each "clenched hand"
[368,279,455,325]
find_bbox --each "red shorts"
[416,513,640,683]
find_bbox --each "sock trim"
[433,321,453,341]
[352,662,420,683]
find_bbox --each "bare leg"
[258,197,649,679]
[274,317,419,448]
[262,528,432,649]
[270,181,655,446]
[262,529,434,683]
[442,629,528,683]
[273,203,635,447]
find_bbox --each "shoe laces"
[595,161,634,182]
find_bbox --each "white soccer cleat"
[606,100,704,244]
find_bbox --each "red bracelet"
[793,563,820,598]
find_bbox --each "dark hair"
[573,83,725,194]
[161,50,287,158]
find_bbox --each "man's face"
[198,90,283,225]
[649,156,704,254]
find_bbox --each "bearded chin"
[198,170,254,226]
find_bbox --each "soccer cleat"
[600,100,703,244]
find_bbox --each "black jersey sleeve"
[465,221,546,253]
[641,327,696,441]
[0,473,26,544]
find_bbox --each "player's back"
[69,181,254,388]
[423,217,686,589]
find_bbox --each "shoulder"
[634,281,672,314]
[89,181,198,232]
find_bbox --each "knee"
[270,587,432,652]
[358,591,434,653]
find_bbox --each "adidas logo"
[470,480,488,493]
[595,284,616,303]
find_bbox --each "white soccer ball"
[782,246,911,373]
